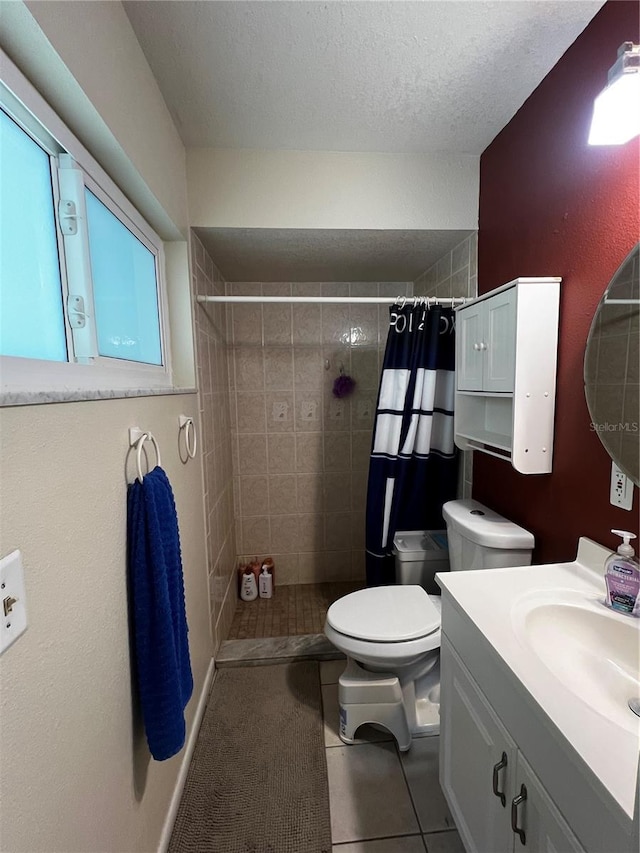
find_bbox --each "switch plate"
[610,462,634,511]
[0,550,28,655]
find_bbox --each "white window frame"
[0,49,172,397]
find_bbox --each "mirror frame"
[584,242,639,486]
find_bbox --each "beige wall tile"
[350,304,379,347]
[268,475,298,515]
[265,391,294,432]
[296,432,324,472]
[264,347,294,390]
[351,348,379,391]
[263,303,292,345]
[323,472,352,512]
[294,393,322,432]
[241,516,270,554]
[236,392,266,433]
[294,346,324,391]
[267,433,296,474]
[232,303,262,346]
[239,475,269,517]
[297,513,324,552]
[270,515,299,554]
[324,512,352,551]
[235,346,265,390]
[238,433,268,474]
[271,552,299,586]
[323,550,351,581]
[298,552,325,584]
[322,304,350,344]
[351,430,372,471]
[293,303,322,345]
[324,432,351,471]
[296,473,324,513]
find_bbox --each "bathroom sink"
[512,590,640,735]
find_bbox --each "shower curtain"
[365,301,458,586]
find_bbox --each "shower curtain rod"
[196,295,468,305]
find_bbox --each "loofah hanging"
[332,365,356,398]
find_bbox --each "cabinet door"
[456,303,485,391]
[511,754,585,853]
[440,637,517,853]
[484,288,516,392]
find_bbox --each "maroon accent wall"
[474,1,639,563]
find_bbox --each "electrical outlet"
[610,462,634,511]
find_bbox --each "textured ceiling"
[124,0,603,154]
[195,228,473,282]
[125,0,603,280]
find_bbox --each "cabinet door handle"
[492,751,508,806]
[511,783,527,846]
[473,342,481,350]
[479,342,487,351]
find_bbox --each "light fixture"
[588,41,640,145]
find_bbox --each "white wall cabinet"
[454,277,560,473]
[440,636,585,853]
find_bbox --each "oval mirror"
[584,243,639,486]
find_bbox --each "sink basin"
[512,590,640,736]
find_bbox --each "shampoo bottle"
[604,529,639,616]
[240,567,258,602]
[259,565,273,599]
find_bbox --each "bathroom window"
[0,57,171,398]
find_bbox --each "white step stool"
[338,658,411,751]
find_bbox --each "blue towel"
[127,466,193,761]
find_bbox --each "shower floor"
[227,581,362,640]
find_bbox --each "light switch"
[0,550,28,655]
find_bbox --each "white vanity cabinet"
[441,636,586,853]
[454,277,560,473]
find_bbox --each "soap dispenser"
[604,529,639,615]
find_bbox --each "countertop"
[437,537,640,822]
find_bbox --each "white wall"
[187,148,479,230]
[0,395,210,853]
[0,3,211,851]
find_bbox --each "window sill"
[0,386,197,408]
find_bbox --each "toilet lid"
[326,586,440,642]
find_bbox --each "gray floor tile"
[332,835,426,852]
[326,742,420,844]
[321,658,347,684]
[322,683,393,748]
[423,830,465,853]
[400,737,455,833]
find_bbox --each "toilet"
[324,499,534,750]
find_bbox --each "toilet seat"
[325,586,442,666]
[326,585,441,641]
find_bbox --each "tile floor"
[320,659,464,853]
[227,581,362,639]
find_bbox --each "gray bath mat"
[168,661,332,853]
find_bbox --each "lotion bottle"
[259,565,273,599]
[604,529,639,616]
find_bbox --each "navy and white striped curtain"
[365,302,458,587]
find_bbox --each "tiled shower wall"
[228,281,412,585]
[414,232,478,499]
[191,234,237,649]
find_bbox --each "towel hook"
[129,427,162,483]
[179,415,197,459]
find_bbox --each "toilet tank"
[442,499,534,571]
